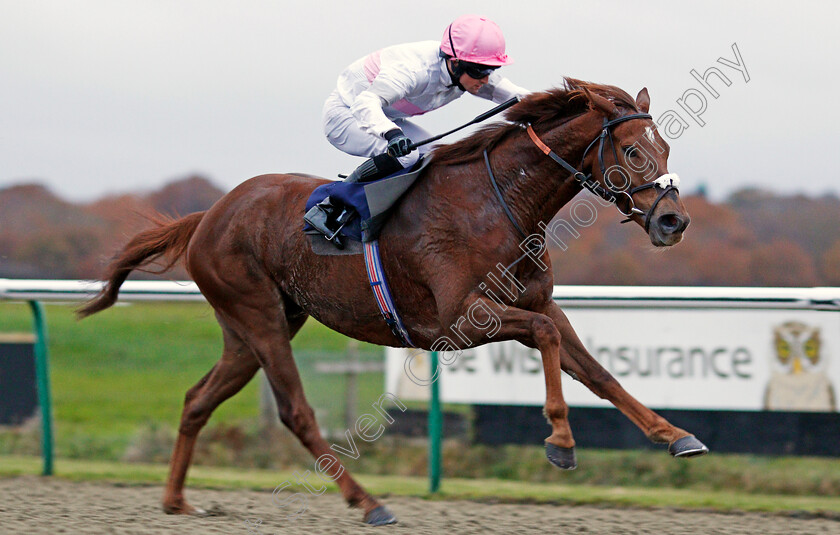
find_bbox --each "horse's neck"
[494,115,599,234]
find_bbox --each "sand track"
[0,476,837,534]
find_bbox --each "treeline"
[1,176,839,286]
[0,176,224,280]
[549,189,840,286]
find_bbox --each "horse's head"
[579,87,690,247]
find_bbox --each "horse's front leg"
[545,302,709,457]
[447,298,578,469]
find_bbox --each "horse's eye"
[623,146,639,158]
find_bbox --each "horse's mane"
[430,77,639,166]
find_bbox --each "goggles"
[460,61,499,79]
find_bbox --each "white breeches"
[322,90,432,168]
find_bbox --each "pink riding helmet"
[440,14,514,67]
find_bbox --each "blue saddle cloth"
[304,158,430,243]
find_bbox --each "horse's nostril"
[658,213,686,234]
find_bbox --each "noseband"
[521,112,680,232]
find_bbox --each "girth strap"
[363,240,414,347]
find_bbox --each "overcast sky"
[1,0,838,202]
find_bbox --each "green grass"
[3,301,840,506]
[0,301,384,457]
[2,454,838,516]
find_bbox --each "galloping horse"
[79,78,706,526]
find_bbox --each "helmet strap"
[443,23,467,91]
[448,23,458,59]
[440,54,466,91]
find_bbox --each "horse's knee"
[531,315,561,347]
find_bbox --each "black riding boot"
[344,153,403,183]
[303,195,349,248]
[303,154,404,245]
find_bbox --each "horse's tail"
[77,211,206,319]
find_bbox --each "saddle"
[303,158,431,253]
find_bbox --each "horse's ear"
[636,88,651,113]
[583,87,619,119]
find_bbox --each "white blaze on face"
[645,126,656,144]
[653,173,680,189]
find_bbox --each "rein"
[485,149,546,275]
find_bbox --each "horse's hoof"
[162,502,207,516]
[364,505,398,526]
[545,442,577,470]
[669,435,709,458]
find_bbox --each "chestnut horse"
[79,78,707,526]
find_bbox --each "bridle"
[522,112,680,232]
[484,110,680,239]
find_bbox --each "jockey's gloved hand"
[384,129,413,157]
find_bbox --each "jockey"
[305,14,530,240]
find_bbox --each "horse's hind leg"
[212,291,396,526]
[547,303,708,457]
[162,317,263,515]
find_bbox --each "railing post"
[428,351,441,493]
[28,300,53,476]
[345,341,359,431]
